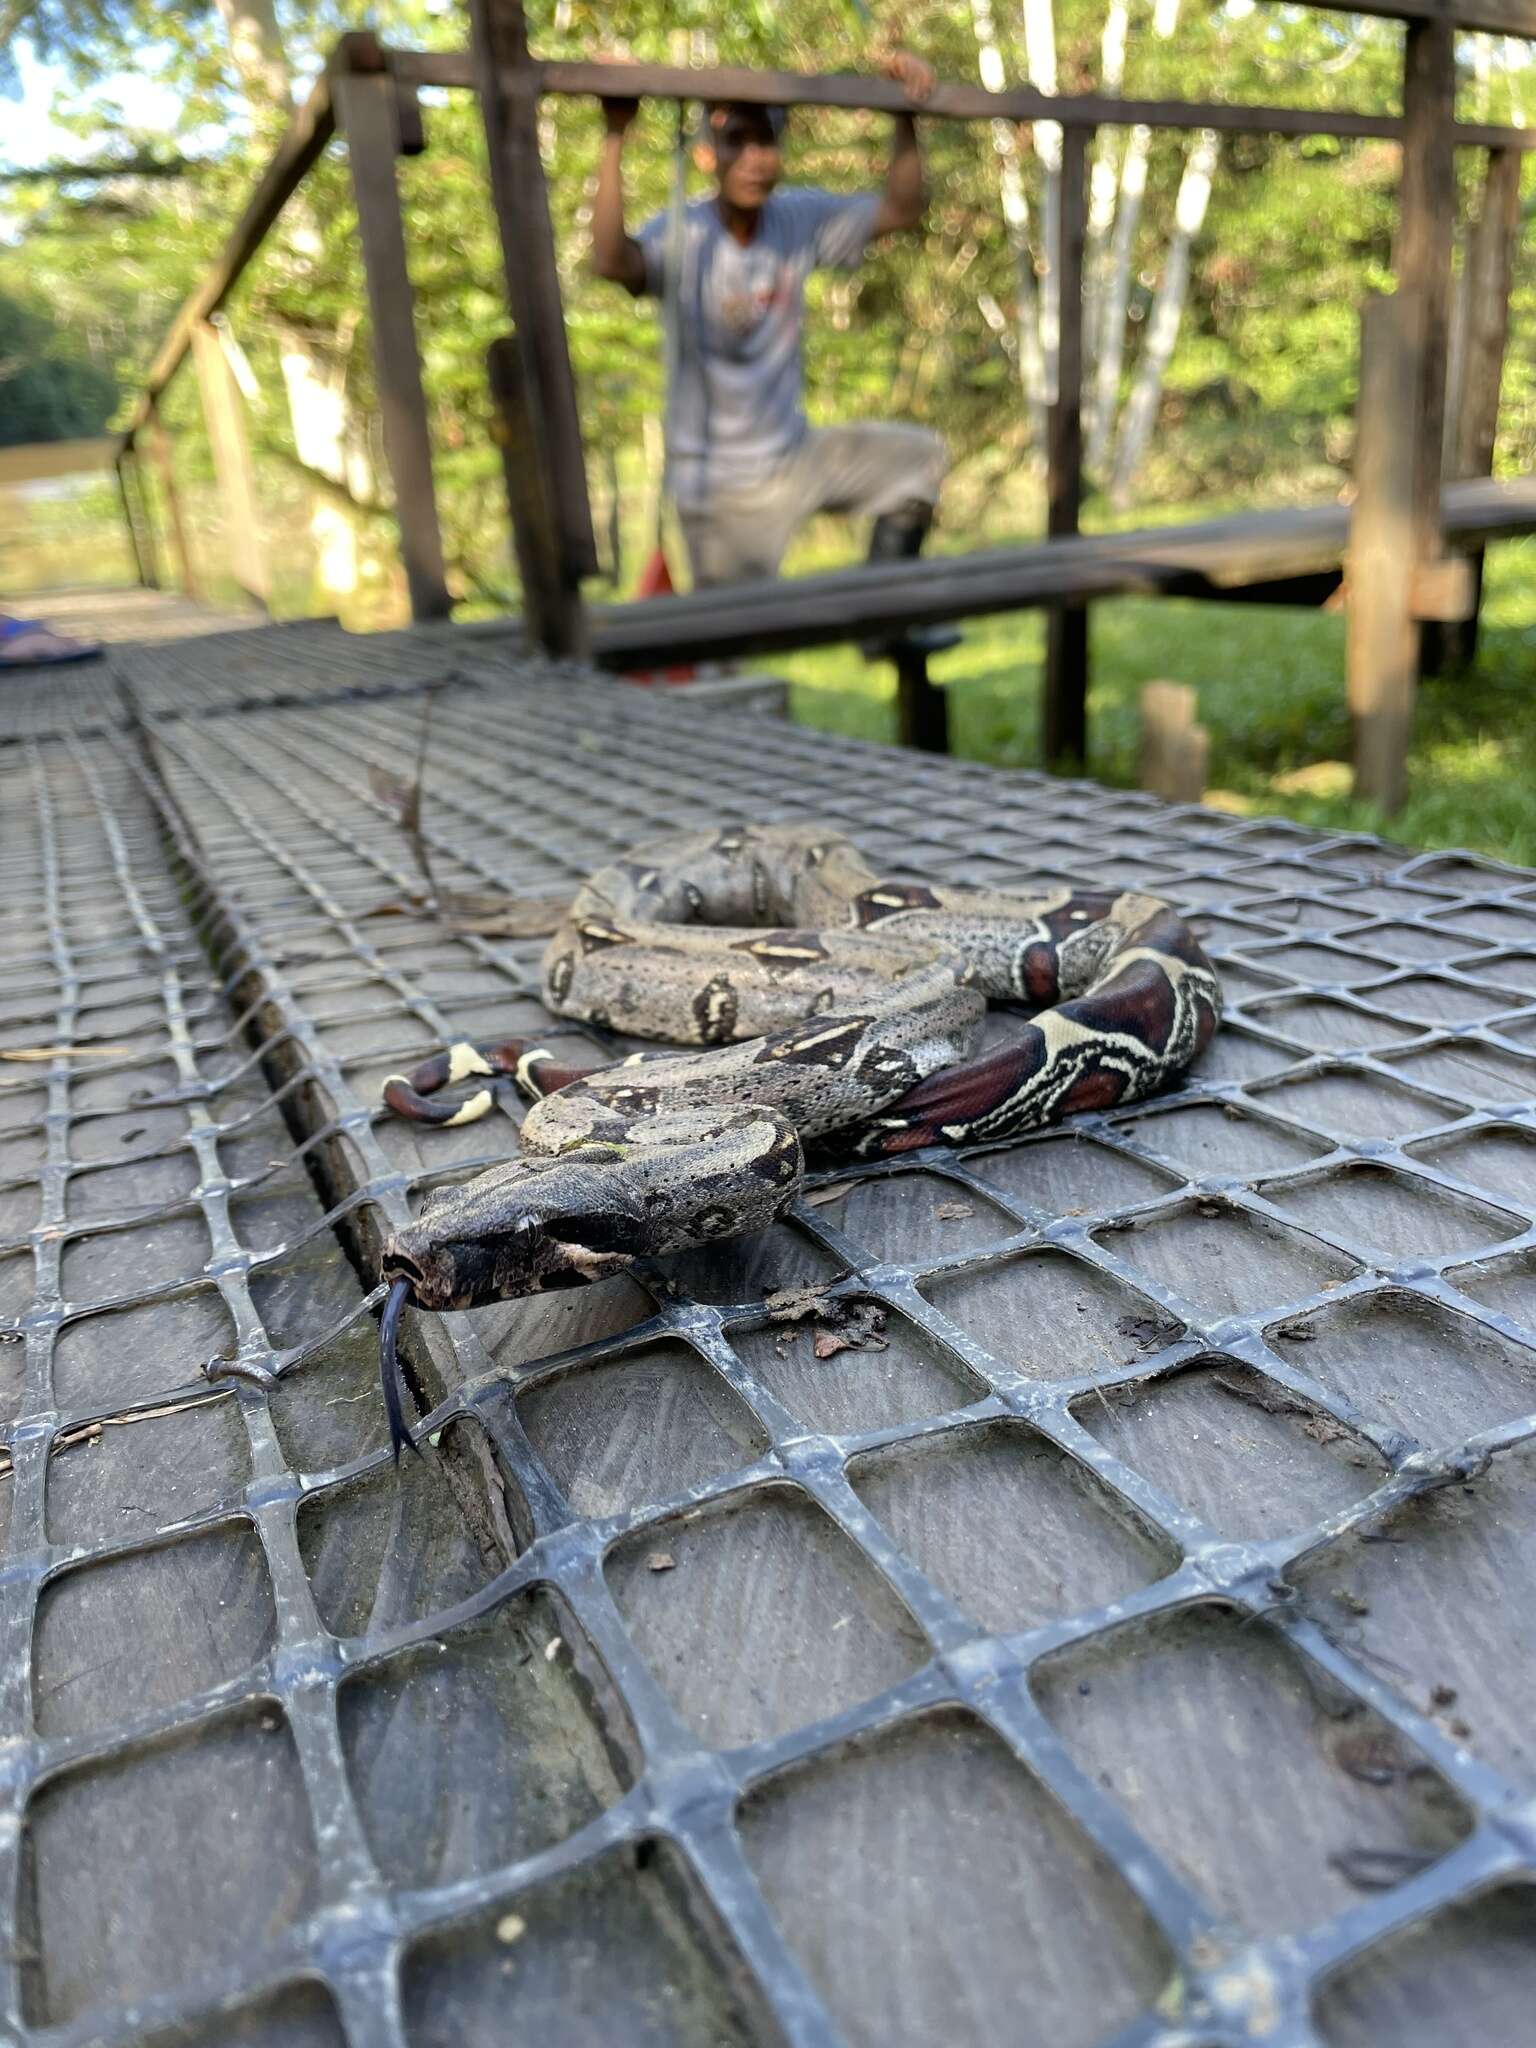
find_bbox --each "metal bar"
[469,0,598,624]
[332,69,452,623]
[1043,124,1090,775]
[190,318,271,611]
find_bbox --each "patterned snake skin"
[374,824,1221,1454]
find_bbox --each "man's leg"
[792,423,947,559]
[677,464,805,591]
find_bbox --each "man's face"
[702,106,784,210]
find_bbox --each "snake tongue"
[379,1275,424,1463]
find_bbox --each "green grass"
[768,535,1536,868]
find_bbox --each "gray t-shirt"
[637,188,880,509]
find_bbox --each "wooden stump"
[1139,681,1209,804]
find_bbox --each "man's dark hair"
[699,100,788,145]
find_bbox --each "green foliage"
[0,283,117,441]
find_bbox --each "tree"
[0,285,117,443]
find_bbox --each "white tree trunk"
[970,0,1048,444]
[1108,127,1220,506]
[278,336,360,597]
[1082,0,1130,422]
[1019,0,1062,399]
[1086,122,1150,476]
[212,0,290,110]
[1087,0,1185,479]
[1501,39,1528,125]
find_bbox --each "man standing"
[591,55,946,591]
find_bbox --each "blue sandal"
[0,616,103,668]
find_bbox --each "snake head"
[376,1155,649,1462]
[380,1156,647,1313]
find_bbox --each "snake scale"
[375,822,1221,1455]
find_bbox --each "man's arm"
[590,98,648,296]
[871,52,935,238]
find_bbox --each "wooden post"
[115,453,157,589]
[1139,681,1209,802]
[1348,294,1418,813]
[191,318,270,610]
[1394,18,1456,678]
[1444,146,1522,666]
[332,59,452,623]
[147,402,201,600]
[469,0,597,654]
[487,336,587,656]
[893,644,951,754]
[1043,124,1090,772]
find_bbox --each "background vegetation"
[2,0,1534,859]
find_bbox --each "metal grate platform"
[0,619,1533,2047]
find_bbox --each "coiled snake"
[376,822,1221,1456]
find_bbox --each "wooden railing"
[113,3,1534,803]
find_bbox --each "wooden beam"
[1043,124,1090,773]
[392,47,1536,150]
[394,46,1536,148]
[190,319,270,610]
[487,335,587,657]
[533,56,1408,142]
[115,454,157,590]
[1348,295,1419,813]
[332,68,452,622]
[1446,146,1522,663]
[120,71,336,448]
[469,0,597,645]
[1396,17,1458,677]
[1451,121,1536,151]
[585,478,1536,667]
[147,403,201,600]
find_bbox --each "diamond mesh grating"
[0,621,1532,2046]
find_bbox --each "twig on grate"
[365,677,569,935]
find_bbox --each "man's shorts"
[678,421,946,591]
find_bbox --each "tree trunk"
[1020,0,1062,400]
[1086,120,1150,477]
[212,0,290,111]
[278,332,361,600]
[970,0,1048,446]
[209,0,380,614]
[1087,0,1184,479]
[1108,127,1220,507]
[1082,0,1129,429]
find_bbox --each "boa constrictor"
[375,822,1221,1455]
